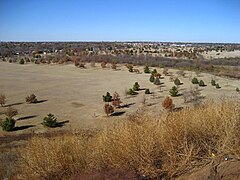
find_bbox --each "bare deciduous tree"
[5,107,18,118]
[0,94,6,107]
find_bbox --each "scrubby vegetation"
[149,74,155,83]
[174,78,181,86]
[133,82,140,91]
[154,77,161,85]
[112,92,122,108]
[42,113,58,127]
[16,100,240,179]
[192,77,199,84]
[0,94,6,107]
[211,79,216,86]
[101,61,107,68]
[151,69,157,76]
[0,117,16,131]
[169,86,179,97]
[162,96,174,111]
[104,103,114,116]
[199,80,206,87]
[144,66,150,73]
[19,58,25,64]
[103,92,112,102]
[126,64,134,72]
[5,107,18,118]
[127,89,138,95]
[145,89,151,94]
[26,94,38,104]
[216,83,221,89]
[236,87,240,93]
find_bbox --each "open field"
[0,61,239,135]
[201,50,240,59]
[0,61,239,179]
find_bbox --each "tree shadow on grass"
[120,103,135,108]
[173,107,184,112]
[35,100,48,104]
[56,120,70,127]
[5,102,24,107]
[147,102,158,107]
[14,125,35,131]
[111,111,126,117]
[17,115,37,121]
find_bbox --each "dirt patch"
[177,160,240,180]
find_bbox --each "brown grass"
[17,100,240,179]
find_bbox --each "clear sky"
[0,0,240,42]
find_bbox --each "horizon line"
[1,40,240,44]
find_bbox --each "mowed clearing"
[0,62,239,134]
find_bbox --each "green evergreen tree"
[149,75,155,83]
[169,86,179,97]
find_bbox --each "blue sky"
[0,0,240,42]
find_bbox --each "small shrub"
[154,77,161,85]
[169,75,174,82]
[111,63,117,70]
[26,94,38,104]
[79,62,85,68]
[104,103,114,116]
[0,94,6,107]
[133,69,140,73]
[162,96,174,111]
[145,89,151,94]
[34,60,40,64]
[192,77,199,84]
[144,66,150,73]
[149,75,155,83]
[74,60,79,67]
[101,61,107,68]
[128,66,133,72]
[183,87,201,103]
[174,78,181,86]
[169,86,179,97]
[19,58,25,64]
[216,84,221,89]
[163,68,169,76]
[112,92,122,108]
[176,70,185,77]
[127,89,138,95]
[0,117,16,131]
[151,69,157,75]
[211,79,216,86]
[154,73,161,78]
[133,82,140,91]
[103,92,112,102]
[126,64,133,72]
[236,88,240,93]
[159,64,164,68]
[199,80,205,87]
[5,107,18,118]
[42,114,57,127]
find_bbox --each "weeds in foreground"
[17,100,240,179]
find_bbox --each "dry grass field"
[0,61,240,179]
[0,61,239,135]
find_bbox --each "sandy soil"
[0,62,239,135]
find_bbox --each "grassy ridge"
[17,100,240,179]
